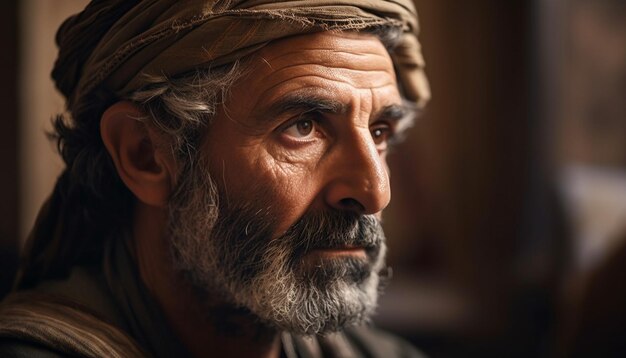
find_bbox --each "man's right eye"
[282,119,317,140]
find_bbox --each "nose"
[324,130,391,215]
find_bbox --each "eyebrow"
[382,100,421,137]
[377,104,411,123]
[264,92,348,120]
[262,91,419,128]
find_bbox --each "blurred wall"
[0,0,89,300]
[379,1,543,356]
[0,1,20,298]
[19,0,89,243]
[549,0,626,356]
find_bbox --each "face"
[167,32,409,335]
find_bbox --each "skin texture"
[206,31,400,235]
[101,31,402,358]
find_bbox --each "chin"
[233,242,388,336]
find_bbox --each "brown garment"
[0,293,146,357]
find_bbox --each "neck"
[132,203,282,358]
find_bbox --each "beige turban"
[52,0,430,110]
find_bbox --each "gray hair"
[128,61,245,161]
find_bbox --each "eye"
[283,118,316,140]
[370,123,393,147]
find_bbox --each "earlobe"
[100,101,173,207]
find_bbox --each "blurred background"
[0,0,624,357]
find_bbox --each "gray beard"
[166,161,388,335]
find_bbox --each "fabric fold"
[53,0,430,110]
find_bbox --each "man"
[0,0,429,357]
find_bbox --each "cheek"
[263,140,327,197]
[267,136,326,166]
[241,151,322,233]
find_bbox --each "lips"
[312,245,367,255]
[301,244,381,268]
[297,240,377,259]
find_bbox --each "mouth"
[309,246,367,258]
[297,245,375,285]
[284,212,383,269]
[302,245,369,264]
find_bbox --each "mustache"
[209,203,385,279]
[283,211,385,261]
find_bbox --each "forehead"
[254,31,395,75]
[229,31,401,112]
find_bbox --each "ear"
[101,101,175,207]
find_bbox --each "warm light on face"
[204,31,406,233]
[167,31,406,334]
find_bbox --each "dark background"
[1,1,625,357]
[0,1,20,305]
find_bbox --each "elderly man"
[0,0,429,357]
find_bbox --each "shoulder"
[0,338,65,358]
[0,291,147,357]
[344,325,427,358]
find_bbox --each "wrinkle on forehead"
[260,48,393,69]
[257,69,396,98]
[224,32,401,124]
[252,32,397,91]
[251,33,395,74]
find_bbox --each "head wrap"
[53,0,430,110]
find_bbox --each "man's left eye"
[370,123,393,146]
